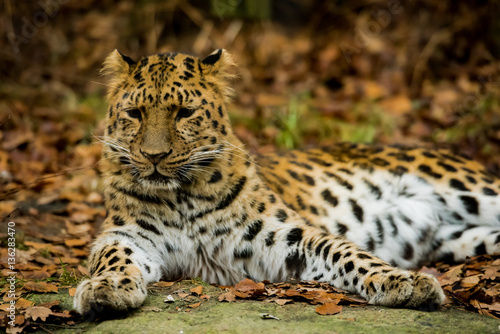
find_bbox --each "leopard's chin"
[139,170,181,190]
[145,169,169,182]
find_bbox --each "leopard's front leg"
[257,226,444,310]
[74,228,164,315]
[300,229,444,309]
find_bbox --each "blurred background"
[0,1,500,324]
[1,0,500,229]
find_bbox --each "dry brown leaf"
[13,314,25,326]
[200,295,211,300]
[484,284,500,297]
[178,293,189,299]
[23,281,58,293]
[22,270,51,280]
[316,302,342,315]
[59,257,80,264]
[482,267,500,280]
[64,238,87,247]
[487,303,500,312]
[188,302,201,309]
[72,249,89,257]
[6,321,27,334]
[419,266,441,278]
[218,290,236,302]
[25,306,53,321]
[461,275,481,288]
[0,304,11,312]
[51,311,73,318]
[282,289,301,298]
[190,285,203,296]
[152,281,175,287]
[77,265,90,276]
[15,298,34,309]
[233,279,266,299]
[68,288,76,297]
[24,241,52,250]
[438,264,464,286]
[273,299,293,306]
[65,221,91,235]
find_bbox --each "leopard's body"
[74,49,500,315]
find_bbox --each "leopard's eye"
[126,108,142,120]
[176,107,195,120]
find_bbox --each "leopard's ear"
[200,49,238,101]
[102,50,137,99]
[102,49,137,76]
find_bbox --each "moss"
[26,281,499,334]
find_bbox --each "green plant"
[59,258,81,286]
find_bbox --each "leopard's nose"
[140,149,172,165]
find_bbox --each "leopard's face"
[102,50,236,189]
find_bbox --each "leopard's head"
[101,49,238,189]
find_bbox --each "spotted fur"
[75,49,498,315]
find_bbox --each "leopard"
[74,48,500,316]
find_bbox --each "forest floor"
[7,279,500,333]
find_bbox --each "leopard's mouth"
[144,169,170,183]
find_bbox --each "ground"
[12,280,500,333]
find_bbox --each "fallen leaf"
[23,281,58,293]
[51,311,73,318]
[218,290,236,302]
[482,267,499,280]
[64,238,87,247]
[152,281,175,287]
[15,298,34,309]
[6,321,27,334]
[13,314,25,325]
[190,285,203,296]
[487,303,500,312]
[0,304,11,311]
[419,266,441,278]
[59,257,80,264]
[316,302,343,315]
[273,299,293,306]
[77,265,90,276]
[461,275,481,288]
[187,302,201,309]
[233,279,266,299]
[438,264,464,286]
[178,293,189,299]
[68,288,76,296]
[24,241,52,250]
[25,306,53,321]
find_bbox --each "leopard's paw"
[73,273,147,316]
[404,272,445,311]
[363,270,444,311]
